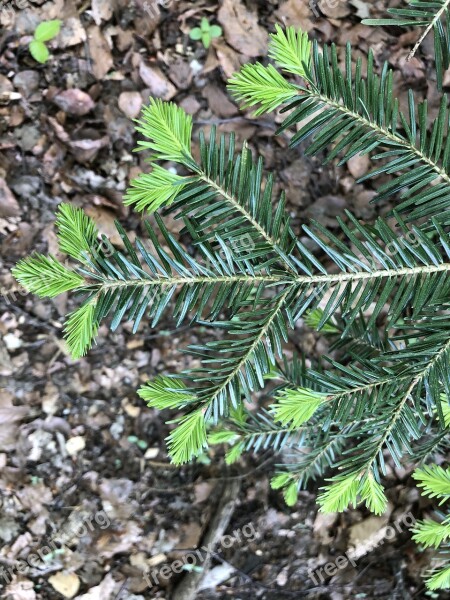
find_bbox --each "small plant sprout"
[189,17,222,49]
[29,19,61,64]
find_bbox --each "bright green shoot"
[29,19,61,64]
[189,17,222,49]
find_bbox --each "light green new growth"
[138,376,196,410]
[29,19,61,64]
[124,164,187,213]
[268,24,312,77]
[412,465,450,590]
[12,255,83,298]
[134,98,193,162]
[64,302,98,359]
[56,203,99,262]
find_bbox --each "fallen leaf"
[66,436,86,456]
[91,0,114,26]
[87,25,114,80]
[139,62,177,100]
[218,0,268,57]
[84,206,131,248]
[202,84,238,118]
[351,0,370,19]
[4,578,37,600]
[118,91,143,119]
[48,572,81,599]
[52,89,95,116]
[0,391,28,450]
[58,17,87,48]
[74,573,117,600]
[0,178,20,217]
[215,42,242,80]
[275,0,313,31]
[347,515,390,560]
[318,0,352,19]
[347,153,370,179]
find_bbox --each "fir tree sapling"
[12,4,450,566]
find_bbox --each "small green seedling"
[29,19,61,64]
[189,17,222,49]
[127,435,148,451]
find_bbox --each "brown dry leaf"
[0,177,19,217]
[70,135,110,163]
[87,25,114,80]
[202,85,238,118]
[91,0,114,26]
[275,0,313,31]
[118,91,143,119]
[84,206,130,248]
[58,17,87,48]
[347,153,370,179]
[351,0,370,19]
[179,522,202,548]
[0,391,28,450]
[313,511,338,545]
[4,578,37,600]
[215,42,243,80]
[139,62,177,100]
[218,0,268,57]
[347,515,389,560]
[318,0,352,18]
[96,520,143,558]
[48,572,81,599]
[52,89,95,116]
[74,573,117,600]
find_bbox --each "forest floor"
[0,0,448,599]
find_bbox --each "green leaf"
[12,254,84,298]
[134,98,193,163]
[124,164,187,213]
[138,376,196,410]
[56,204,99,262]
[29,40,49,64]
[200,17,210,32]
[209,25,222,39]
[34,19,61,42]
[268,24,311,78]
[64,302,98,359]
[272,388,327,429]
[228,63,298,116]
[167,410,207,465]
[189,27,202,41]
[202,32,211,49]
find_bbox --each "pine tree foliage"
[412,465,450,590]
[11,16,450,542]
[363,1,450,90]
